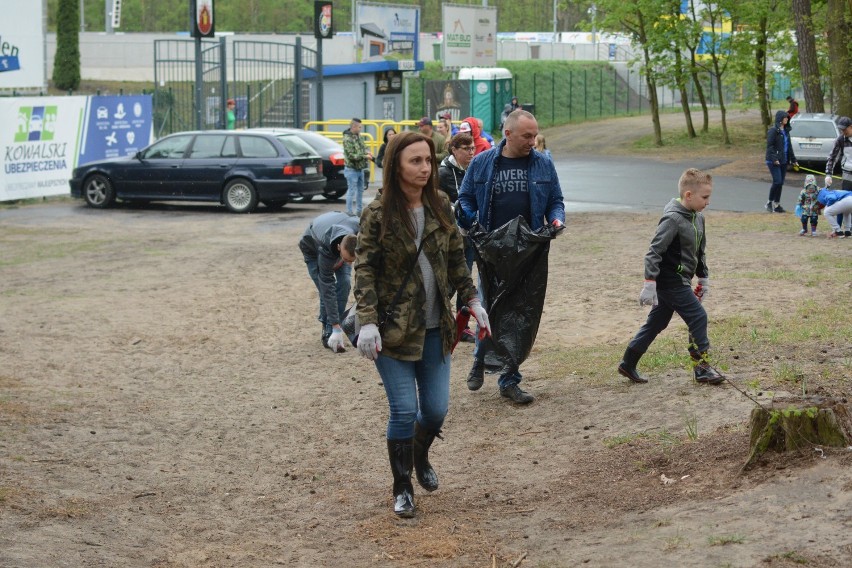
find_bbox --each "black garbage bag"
[468,216,561,374]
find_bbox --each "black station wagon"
[69,130,326,213]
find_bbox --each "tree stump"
[743,396,852,470]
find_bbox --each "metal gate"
[231,38,318,130]
[153,38,226,137]
[153,37,318,137]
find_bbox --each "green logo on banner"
[14,106,58,142]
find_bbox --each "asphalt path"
[555,155,782,213]
[2,156,799,225]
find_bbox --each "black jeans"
[766,162,787,204]
[628,284,709,355]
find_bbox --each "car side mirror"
[135,151,143,160]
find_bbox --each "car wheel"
[223,178,258,213]
[83,174,116,208]
[323,193,342,202]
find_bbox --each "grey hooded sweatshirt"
[644,198,708,290]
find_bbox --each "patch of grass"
[632,119,765,154]
[776,551,810,564]
[663,533,687,551]
[684,413,699,441]
[774,362,805,385]
[707,534,746,546]
[0,239,110,268]
[603,432,650,448]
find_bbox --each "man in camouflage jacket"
[343,117,372,216]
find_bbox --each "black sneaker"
[765,202,772,213]
[500,384,534,404]
[843,231,852,238]
[694,361,725,385]
[321,332,331,349]
[773,205,786,213]
[466,361,484,391]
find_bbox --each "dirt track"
[2,112,851,567]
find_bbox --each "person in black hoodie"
[765,110,798,213]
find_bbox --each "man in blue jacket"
[457,109,565,404]
[299,211,360,352]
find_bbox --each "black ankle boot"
[466,359,484,391]
[691,351,725,385]
[618,347,648,383]
[386,439,415,518]
[413,423,441,492]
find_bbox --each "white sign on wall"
[0,0,46,90]
[1,97,86,201]
[442,4,497,70]
[1,95,154,202]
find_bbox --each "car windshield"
[790,121,838,138]
[276,134,319,157]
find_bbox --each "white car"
[789,113,841,170]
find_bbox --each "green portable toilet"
[458,67,513,133]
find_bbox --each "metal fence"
[153,38,318,137]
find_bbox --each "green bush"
[52,0,81,90]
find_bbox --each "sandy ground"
[2,111,852,567]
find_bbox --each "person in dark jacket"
[825,116,852,191]
[618,168,725,386]
[438,133,477,341]
[375,127,396,169]
[353,131,490,518]
[437,132,474,203]
[457,109,565,404]
[299,211,360,352]
[765,110,798,213]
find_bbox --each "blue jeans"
[766,162,787,204]
[627,285,709,355]
[303,254,351,336]
[343,167,365,216]
[375,329,450,440]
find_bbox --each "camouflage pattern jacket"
[353,193,478,361]
[342,128,370,170]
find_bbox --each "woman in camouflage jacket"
[353,131,490,518]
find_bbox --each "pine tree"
[52,0,81,90]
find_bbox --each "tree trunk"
[826,0,852,116]
[637,11,663,146]
[689,52,709,133]
[792,0,825,113]
[675,50,696,138]
[744,397,852,471]
[712,60,731,145]
[755,14,772,128]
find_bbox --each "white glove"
[695,277,709,301]
[357,323,382,360]
[639,280,658,307]
[467,299,492,338]
[825,175,832,187]
[328,328,346,353]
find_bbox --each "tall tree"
[52,0,81,90]
[791,0,825,112]
[826,0,852,115]
[597,0,665,145]
[692,1,737,145]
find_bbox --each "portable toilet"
[458,67,513,133]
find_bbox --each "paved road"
[555,155,788,213]
[2,156,803,224]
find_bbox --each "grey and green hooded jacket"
[644,198,708,290]
[353,193,478,361]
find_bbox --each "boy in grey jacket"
[618,168,725,385]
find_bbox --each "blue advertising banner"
[0,56,21,72]
[77,96,153,166]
